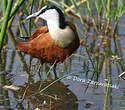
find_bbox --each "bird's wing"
[27,32,54,57]
[27,33,70,63]
[29,26,49,40]
[16,26,48,53]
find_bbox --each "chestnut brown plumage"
[16,21,79,64]
[16,5,80,75]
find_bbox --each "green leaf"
[101,0,107,15]
[86,0,93,16]
[0,0,14,51]
[95,0,102,17]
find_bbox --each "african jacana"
[16,5,80,76]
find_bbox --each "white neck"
[47,19,60,32]
[47,19,75,48]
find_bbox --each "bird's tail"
[16,42,31,53]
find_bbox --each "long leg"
[53,63,58,79]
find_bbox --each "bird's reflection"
[3,80,78,110]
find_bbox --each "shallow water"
[0,2,125,110]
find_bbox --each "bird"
[16,4,80,76]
